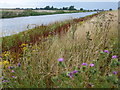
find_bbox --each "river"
[1,12,96,37]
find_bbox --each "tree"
[63,7,68,10]
[96,9,100,11]
[69,6,76,10]
[102,9,104,11]
[109,8,112,11]
[44,6,50,10]
[35,7,39,10]
[80,8,83,11]
[51,6,54,10]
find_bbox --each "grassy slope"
[2,13,99,52]
[1,11,119,88]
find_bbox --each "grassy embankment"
[0,11,119,88]
[1,10,90,18]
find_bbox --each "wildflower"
[68,70,78,78]
[71,70,78,74]
[57,58,64,62]
[112,55,117,59]
[82,63,87,66]
[104,50,109,53]
[17,62,21,67]
[68,72,73,78]
[2,80,8,83]
[112,71,117,75]
[8,66,12,69]
[3,61,9,65]
[22,47,27,51]
[89,64,94,67]
[21,43,27,47]
[11,70,15,73]
[12,76,15,78]
[4,54,9,57]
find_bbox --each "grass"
[2,13,99,52]
[1,10,91,19]
[0,11,119,88]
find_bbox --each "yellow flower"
[2,51,10,57]
[4,54,9,57]
[3,61,9,65]
[22,47,27,51]
[79,21,84,24]
[21,43,27,47]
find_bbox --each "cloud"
[0,0,119,8]
[0,0,119,3]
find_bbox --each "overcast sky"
[0,0,119,9]
[0,0,119,3]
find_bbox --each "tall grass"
[2,13,99,54]
[0,11,119,88]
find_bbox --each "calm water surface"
[1,12,96,37]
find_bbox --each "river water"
[1,12,96,37]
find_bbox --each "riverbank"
[2,13,100,52]
[1,11,119,88]
[1,10,92,18]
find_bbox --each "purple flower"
[12,76,15,78]
[89,64,94,67]
[68,70,78,78]
[8,66,12,69]
[68,72,73,78]
[104,50,109,53]
[57,58,64,62]
[17,63,21,67]
[2,80,8,83]
[11,70,15,73]
[112,55,117,59]
[82,63,87,66]
[71,70,78,74]
[113,71,117,75]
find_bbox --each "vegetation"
[1,5,113,19]
[109,9,113,11]
[17,6,77,10]
[1,10,89,19]
[0,11,119,88]
[2,13,99,52]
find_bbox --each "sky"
[0,0,119,9]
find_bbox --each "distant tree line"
[16,6,76,10]
[15,6,113,11]
[36,6,77,10]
